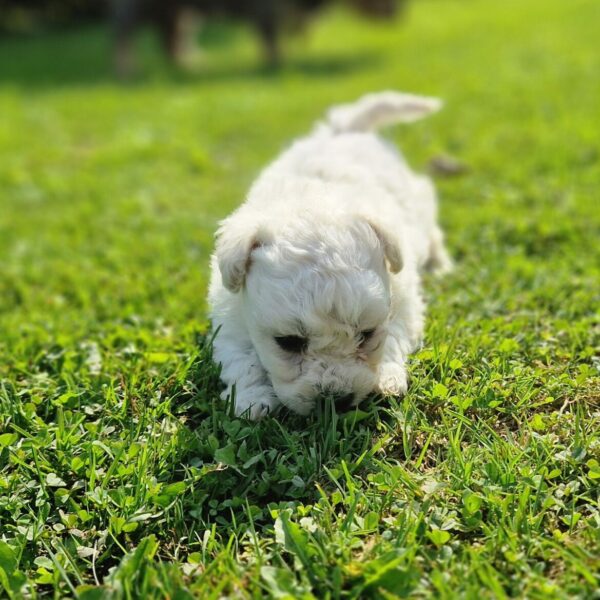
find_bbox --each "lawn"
[0,0,599,597]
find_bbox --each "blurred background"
[0,0,598,338]
[1,3,599,595]
[0,0,404,80]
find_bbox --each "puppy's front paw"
[244,397,278,421]
[377,363,409,397]
[222,386,280,421]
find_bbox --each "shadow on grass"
[0,23,381,90]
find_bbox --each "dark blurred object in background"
[0,0,404,78]
[111,0,404,78]
[0,0,103,32]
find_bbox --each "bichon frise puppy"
[208,91,452,420]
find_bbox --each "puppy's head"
[216,214,402,415]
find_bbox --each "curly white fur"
[208,91,452,420]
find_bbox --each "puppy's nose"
[334,393,355,412]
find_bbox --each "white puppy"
[208,91,452,420]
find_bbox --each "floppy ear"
[215,218,269,293]
[366,219,403,274]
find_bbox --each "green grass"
[0,0,599,597]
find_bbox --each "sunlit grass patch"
[0,0,599,596]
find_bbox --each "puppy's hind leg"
[425,225,453,275]
[213,330,281,421]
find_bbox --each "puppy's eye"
[274,335,308,353]
[359,329,376,346]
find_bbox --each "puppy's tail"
[325,91,442,133]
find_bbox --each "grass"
[0,0,599,597]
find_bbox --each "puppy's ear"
[215,219,269,293]
[366,219,403,274]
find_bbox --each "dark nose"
[334,393,355,412]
